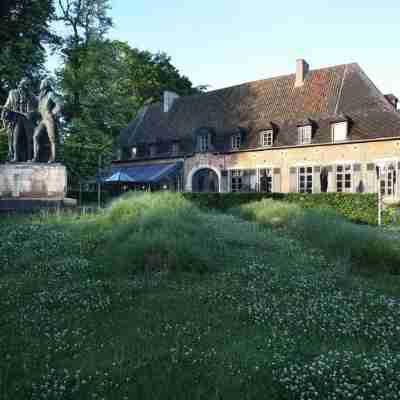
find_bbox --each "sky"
[49,0,400,96]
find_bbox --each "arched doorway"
[192,168,219,192]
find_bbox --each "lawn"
[1,192,400,399]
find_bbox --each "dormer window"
[231,133,242,150]
[131,146,137,158]
[261,130,274,147]
[150,144,157,157]
[331,121,348,142]
[171,142,179,155]
[198,135,209,152]
[298,125,312,145]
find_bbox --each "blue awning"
[105,171,136,183]
[103,162,181,184]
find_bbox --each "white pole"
[97,154,102,209]
[378,179,382,227]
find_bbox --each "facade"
[114,60,400,198]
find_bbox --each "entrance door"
[192,168,219,192]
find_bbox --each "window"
[231,169,243,192]
[380,164,396,196]
[336,164,352,192]
[150,144,157,157]
[231,133,241,150]
[298,166,313,193]
[131,146,137,158]
[171,142,179,155]
[259,168,272,192]
[198,135,209,152]
[331,121,348,142]
[261,130,273,147]
[298,125,312,144]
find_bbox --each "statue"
[1,78,37,162]
[31,78,62,163]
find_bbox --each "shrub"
[234,199,400,274]
[184,192,396,226]
[96,192,247,275]
[230,199,303,228]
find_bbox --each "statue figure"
[1,78,37,162]
[31,78,62,163]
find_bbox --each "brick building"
[114,60,400,198]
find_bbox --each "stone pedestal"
[0,163,67,200]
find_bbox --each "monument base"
[0,162,67,201]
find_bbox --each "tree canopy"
[0,0,57,104]
[0,0,200,178]
[60,39,198,179]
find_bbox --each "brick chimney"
[163,91,180,113]
[295,59,309,88]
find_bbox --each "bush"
[95,192,244,275]
[234,199,400,274]
[231,199,303,228]
[184,192,396,226]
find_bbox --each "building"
[114,60,400,197]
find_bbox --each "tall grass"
[93,192,259,275]
[233,199,400,274]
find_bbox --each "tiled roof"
[120,63,400,151]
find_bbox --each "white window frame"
[297,166,313,193]
[379,163,397,196]
[298,125,312,145]
[150,144,157,157]
[230,169,243,192]
[261,130,273,147]
[231,133,242,150]
[336,164,352,193]
[199,135,209,152]
[259,168,273,192]
[331,121,348,143]
[171,142,179,155]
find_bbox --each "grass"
[1,192,400,399]
[233,198,400,274]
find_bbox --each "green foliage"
[234,199,400,274]
[59,40,198,180]
[0,0,57,104]
[1,192,400,399]
[0,127,8,162]
[95,192,257,275]
[184,192,394,225]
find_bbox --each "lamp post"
[376,162,387,227]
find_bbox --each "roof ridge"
[176,62,356,101]
[354,63,395,111]
[334,64,348,114]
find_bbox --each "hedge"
[68,189,399,225]
[183,192,398,226]
[67,190,114,205]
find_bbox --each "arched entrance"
[192,168,219,192]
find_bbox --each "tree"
[56,0,113,117]
[0,0,57,105]
[59,40,198,180]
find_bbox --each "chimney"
[163,91,180,113]
[295,59,309,88]
[384,94,398,110]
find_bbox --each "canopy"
[102,162,181,184]
[104,171,136,183]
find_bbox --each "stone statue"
[1,78,37,162]
[31,78,62,163]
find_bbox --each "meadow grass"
[1,192,400,399]
[233,198,400,274]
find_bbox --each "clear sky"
[52,0,400,96]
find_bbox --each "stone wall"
[183,139,400,196]
[0,163,67,199]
